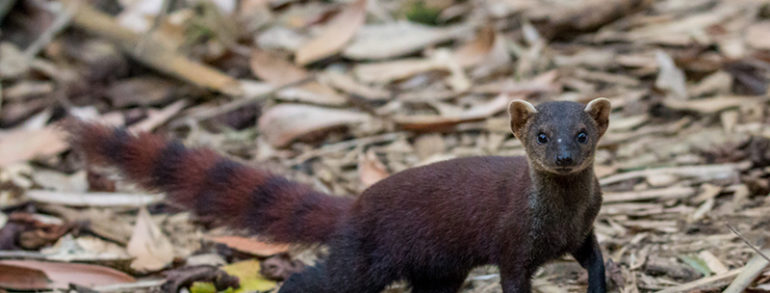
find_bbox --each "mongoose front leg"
[571,231,606,293]
[500,269,532,293]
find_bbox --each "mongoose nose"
[555,155,573,166]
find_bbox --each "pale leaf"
[258,104,371,147]
[126,207,174,272]
[294,0,366,65]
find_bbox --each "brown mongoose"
[65,98,610,293]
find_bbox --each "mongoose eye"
[576,132,588,144]
[537,133,549,144]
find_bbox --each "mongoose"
[65,98,610,293]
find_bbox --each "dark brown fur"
[64,98,610,293]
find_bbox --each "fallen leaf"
[0,260,135,289]
[250,49,348,105]
[250,49,308,85]
[698,250,729,275]
[393,94,513,131]
[0,263,50,290]
[208,236,289,257]
[190,282,218,293]
[0,126,68,168]
[353,58,445,84]
[294,0,366,65]
[221,260,277,293]
[319,71,390,101]
[257,104,371,147]
[276,83,348,106]
[358,149,390,188]
[126,207,174,272]
[343,21,472,60]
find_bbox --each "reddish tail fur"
[64,120,352,244]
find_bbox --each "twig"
[723,248,770,293]
[726,223,770,262]
[23,1,74,60]
[59,0,242,96]
[655,268,742,293]
[186,75,317,122]
[92,279,165,292]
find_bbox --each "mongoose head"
[508,98,610,175]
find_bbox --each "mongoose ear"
[585,97,611,137]
[508,99,538,138]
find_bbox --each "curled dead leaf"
[0,263,50,290]
[0,260,135,289]
[250,49,308,85]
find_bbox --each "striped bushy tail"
[63,120,352,244]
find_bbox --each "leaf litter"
[1,0,770,292]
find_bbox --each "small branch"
[59,0,242,96]
[185,75,317,123]
[727,223,770,262]
[23,2,74,60]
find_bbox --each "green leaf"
[679,255,712,276]
[221,260,277,293]
[190,282,217,293]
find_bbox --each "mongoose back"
[66,98,610,293]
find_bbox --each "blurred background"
[1,0,770,292]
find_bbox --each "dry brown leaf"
[0,127,68,167]
[257,104,371,147]
[294,0,366,65]
[208,236,289,257]
[343,21,472,60]
[126,207,174,272]
[354,58,444,84]
[394,94,512,131]
[251,47,347,105]
[0,260,135,289]
[250,49,309,85]
[358,149,390,188]
[0,263,50,290]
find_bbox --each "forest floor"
[1,0,770,292]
